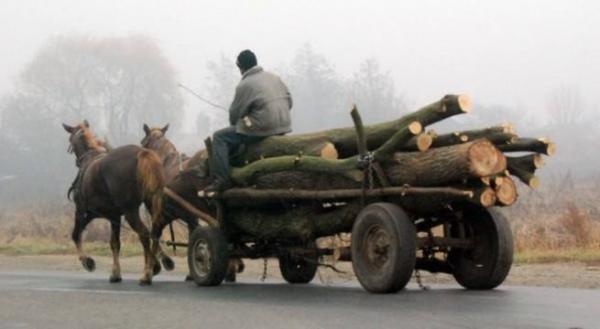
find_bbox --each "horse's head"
[141,123,170,150]
[62,120,106,166]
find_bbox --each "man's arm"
[281,78,293,110]
[228,84,250,126]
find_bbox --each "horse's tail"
[137,149,165,226]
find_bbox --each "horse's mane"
[79,124,106,152]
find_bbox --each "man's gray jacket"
[228,66,293,136]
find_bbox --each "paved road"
[0,270,597,329]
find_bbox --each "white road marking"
[31,287,153,295]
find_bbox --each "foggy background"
[0,0,598,207]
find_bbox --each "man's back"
[230,66,292,136]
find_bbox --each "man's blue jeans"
[210,126,264,184]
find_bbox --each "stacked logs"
[201,94,554,240]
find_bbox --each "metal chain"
[367,155,374,189]
[261,258,268,282]
[414,269,430,290]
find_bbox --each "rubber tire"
[187,226,229,286]
[279,246,318,284]
[351,203,416,294]
[448,205,514,290]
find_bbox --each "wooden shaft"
[164,187,219,227]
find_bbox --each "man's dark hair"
[236,50,257,71]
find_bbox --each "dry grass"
[0,203,187,257]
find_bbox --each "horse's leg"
[72,211,95,272]
[145,200,174,271]
[125,210,154,286]
[109,218,122,283]
[149,211,171,273]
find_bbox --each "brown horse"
[141,124,244,281]
[63,120,165,285]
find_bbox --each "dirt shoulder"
[0,254,598,289]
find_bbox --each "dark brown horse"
[141,124,244,281]
[63,120,165,285]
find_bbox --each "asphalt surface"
[0,270,597,329]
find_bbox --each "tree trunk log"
[404,125,517,151]
[507,154,545,173]
[497,137,556,156]
[384,139,506,187]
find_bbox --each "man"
[203,49,293,193]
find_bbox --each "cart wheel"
[448,205,513,290]
[351,203,416,293]
[187,226,229,286]
[279,244,318,284]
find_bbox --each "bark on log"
[232,94,471,165]
[384,139,506,187]
[497,137,556,156]
[507,164,540,188]
[507,154,545,173]
[226,185,496,239]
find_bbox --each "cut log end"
[416,133,433,151]
[319,142,339,159]
[533,154,545,169]
[478,188,497,207]
[502,122,516,134]
[468,140,506,177]
[457,94,473,113]
[529,176,541,189]
[495,176,518,206]
[409,121,423,135]
[546,142,557,156]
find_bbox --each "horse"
[141,124,244,281]
[63,120,167,285]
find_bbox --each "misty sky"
[1,0,599,130]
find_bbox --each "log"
[228,202,364,240]
[226,185,496,239]
[404,125,517,151]
[232,94,471,164]
[497,137,556,156]
[507,154,545,173]
[384,139,506,187]
[507,164,540,188]
[491,176,518,206]
[220,186,474,203]
[230,155,363,186]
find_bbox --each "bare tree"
[546,85,584,126]
[0,35,184,204]
[347,58,408,124]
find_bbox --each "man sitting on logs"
[203,49,293,193]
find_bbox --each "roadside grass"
[2,239,600,266]
[514,248,600,265]
[0,239,144,257]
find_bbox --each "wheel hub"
[365,225,392,268]
[192,239,211,277]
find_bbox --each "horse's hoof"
[161,256,175,271]
[109,275,122,283]
[225,271,236,283]
[81,257,96,272]
[139,278,152,286]
[184,275,194,282]
[152,262,162,276]
[237,260,245,273]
